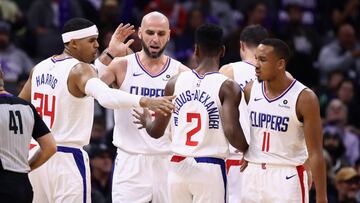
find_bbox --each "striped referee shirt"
[0,93,50,173]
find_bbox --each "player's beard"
[141,39,167,59]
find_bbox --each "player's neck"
[137,51,168,71]
[265,73,293,96]
[241,49,257,65]
[196,58,219,75]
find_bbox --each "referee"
[0,67,57,203]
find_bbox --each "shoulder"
[169,57,190,72]
[297,88,320,117]
[220,79,241,95]
[219,63,234,79]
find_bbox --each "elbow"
[46,142,57,158]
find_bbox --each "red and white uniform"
[112,53,182,203]
[30,56,93,203]
[169,70,228,203]
[225,61,256,203]
[241,79,309,203]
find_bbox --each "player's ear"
[240,41,245,52]
[68,39,77,49]
[220,45,225,58]
[194,44,199,56]
[138,27,142,39]
[277,58,286,70]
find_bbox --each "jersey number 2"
[34,93,56,128]
[186,113,201,146]
[9,110,23,134]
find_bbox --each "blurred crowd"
[0,0,359,202]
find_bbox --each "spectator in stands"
[145,0,187,37]
[89,143,113,203]
[26,0,83,60]
[317,70,345,117]
[277,2,321,87]
[0,20,33,93]
[174,7,205,64]
[335,167,360,203]
[336,79,360,130]
[318,23,360,85]
[323,126,350,173]
[325,99,360,165]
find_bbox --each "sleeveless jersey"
[245,80,308,165]
[31,57,94,147]
[171,70,229,158]
[228,61,256,159]
[113,53,182,154]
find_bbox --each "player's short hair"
[240,25,268,48]
[260,38,291,63]
[62,18,95,34]
[195,23,223,56]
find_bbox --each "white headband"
[62,25,98,43]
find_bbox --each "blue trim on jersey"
[194,157,227,202]
[261,79,297,103]
[191,70,221,79]
[57,146,87,203]
[51,56,73,63]
[0,93,13,97]
[134,53,171,78]
[242,60,256,67]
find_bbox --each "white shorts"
[112,149,169,203]
[169,155,227,203]
[29,146,91,203]
[240,162,308,203]
[226,159,244,203]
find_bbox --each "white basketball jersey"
[113,53,182,154]
[31,57,94,147]
[245,80,308,165]
[228,61,256,159]
[171,70,229,158]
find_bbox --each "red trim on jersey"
[296,165,306,203]
[225,159,243,173]
[170,155,186,162]
[29,143,37,149]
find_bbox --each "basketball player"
[18,18,175,203]
[133,23,248,203]
[219,24,268,203]
[99,11,189,203]
[241,38,327,203]
[0,66,56,203]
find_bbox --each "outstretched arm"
[297,89,327,203]
[133,75,179,138]
[220,79,248,152]
[69,63,174,115]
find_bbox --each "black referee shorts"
[0,169,33,203]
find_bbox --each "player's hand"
[107,23,135,57]
[240,158,248,172]
[139,96,176,116]
[306,168,313,190]
[133,108,151,129]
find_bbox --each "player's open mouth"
[149,45,160,51]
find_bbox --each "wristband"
[106,52,114,60]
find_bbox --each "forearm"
[29,134,57,171]
[308,152,328,202]
[85,77,142,109]
[225,126,249,152]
